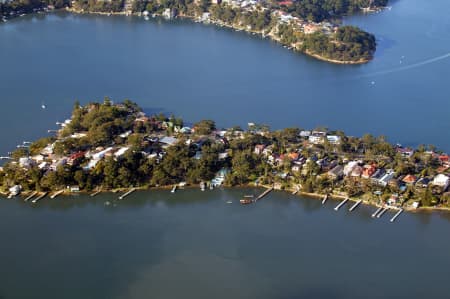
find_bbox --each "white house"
[326,135,341,145]
[344,161,358,176]
[432,174,450,191]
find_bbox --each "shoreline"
[3,184,449,214]
[64,8,372,65]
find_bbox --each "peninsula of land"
[1,99,449,213]
[1,0,388,64]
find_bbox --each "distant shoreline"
[64,7,371,65]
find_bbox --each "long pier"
[371,207,383,218]
[32,192,47,204]
[255,187,273,201]
[321,194,328,205]
[50,190,64,199]
[334,198,349,211]
[118,188,136,200]
[24,191,38,202]
[390,209,403,223]
[349,199,362,212]
[376,207,388,218]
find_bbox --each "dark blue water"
[1,1,450,298]
[0,0,449,155]
[1,189,450,299]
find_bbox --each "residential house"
[159,136,178,147]
[432,174,450,191]
[362,164,377,179]
[299,130,311,138]
[387,194,399,206]
[328,165,344,180]
[19,157,34,168]
[254,144,266,155]
[377,170,395,187]
[370,168,386,183]
[402,174,417,185]
[351,165,363,177]
[309,134,324,145]
[67,151,85,166]
[344,161,359,176]
[326,135,341,145]
[396,147,414,158]
[416,177,431,188]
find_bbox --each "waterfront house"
[19,157,34,168]
[326,135,341,145]
[344,161,359,176]
[308,134,324,145]
[328,165,344,180]
[387,194,400,206]
[432,174,450,191]
[69,186,80,192]
[162,8,175,19]
[299,130,311,138]
[370,168,386,183]
[396,147,414,158]
[377,170,395,187]
[201,12,210,22]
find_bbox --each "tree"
[194,120,216,135]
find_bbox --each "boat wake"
[359,52,450,78]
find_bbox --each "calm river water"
[1,0,450,298]
[1,188,450,299]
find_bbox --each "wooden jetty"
[24,191,38,202]
[390,209,403,223]
[321,194,328,205]
[118,188,136,200]
[376,207,388,218]
[50,190,64,199]
[334,198,349,211]
[32,192,47,204]
[371,207,383,218]
[255,187,273,201]
[90,189,102,197]
[171,185,177,193]
[349,199,362,212]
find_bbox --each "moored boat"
[240,199,253,205]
